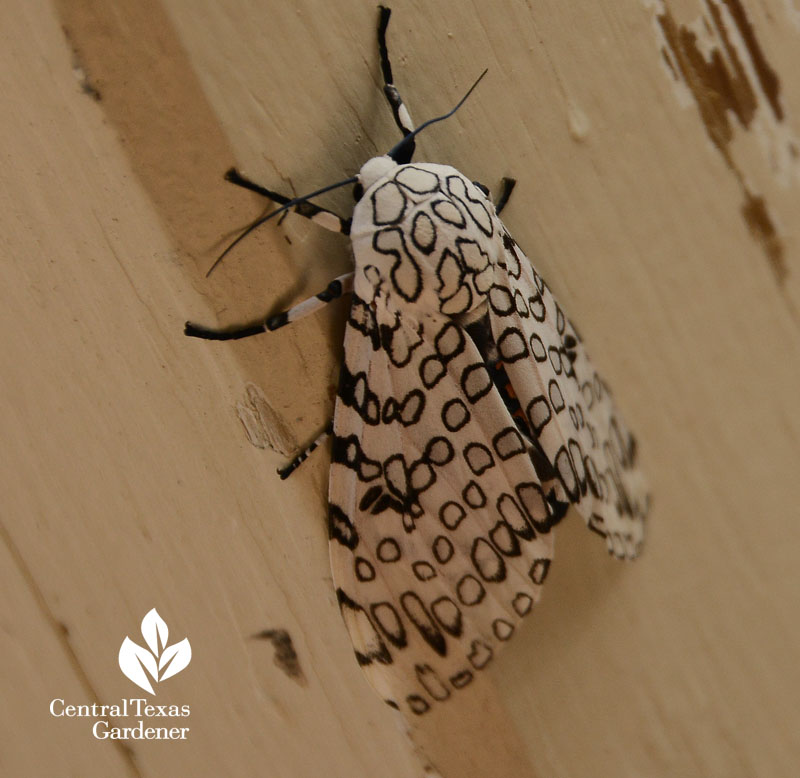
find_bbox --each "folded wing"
[488,230,648,559]
[328,294,559,716]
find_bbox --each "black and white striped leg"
[494,177,516,215]
[225,168,351,235]
[378,6,416,160]
[184,272,355,341]
[278,420,333,480]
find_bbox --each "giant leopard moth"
[186,6,649,718]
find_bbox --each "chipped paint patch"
[567,102,591,142]
[236,382,296,456]
[72,63,102,101]
[646,0,797,283]
[255,629,307,685]
[742,189,786,281]
[61,27,102,101]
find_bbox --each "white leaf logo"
[119,608,191,694]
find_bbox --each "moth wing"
[328,294,556,716]
[488,231,648,559]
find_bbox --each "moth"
[186,7,649,718]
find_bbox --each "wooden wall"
[3,0,800,775]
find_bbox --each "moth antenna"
[206,67,486,276]
[206,174,358,277]
[387,68,488,162]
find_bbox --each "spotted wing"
[328,294,557,718]
[487,230,648,559]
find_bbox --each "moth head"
[357,156,399,195]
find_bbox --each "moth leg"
[378,6,416,157]
[471,177,516,215]
[494,177,516,215]
[278,420,333,479]
[225,168,351,235]
[185,272,354,340]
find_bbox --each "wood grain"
[3,0,800,775]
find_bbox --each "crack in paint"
[650,0,792,283]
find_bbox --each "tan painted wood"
[3,0,800,776]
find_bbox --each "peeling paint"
[721,0,782,120]
[646,0,797,283]
[255,629,307,685]
[62,27,102,101]
[742,189,786,281]
[236,382,296,457]
[567,101,591,142]
[72,64,102,101]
